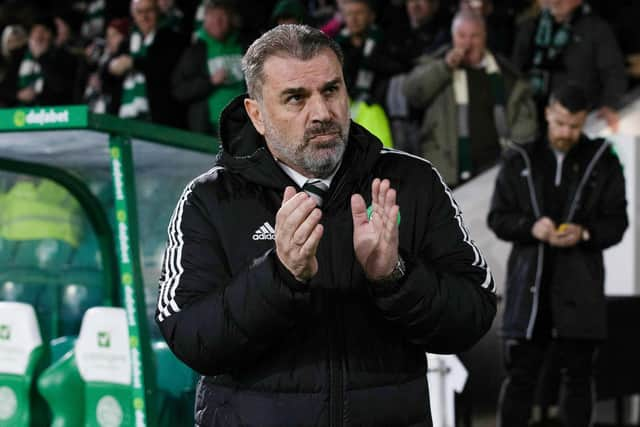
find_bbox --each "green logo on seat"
[0,387,17,420]
[97,331,111,348]
[0,325,10,341]
[96,395,123,427]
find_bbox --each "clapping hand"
[275,187,324,282]
[351,178,400,282]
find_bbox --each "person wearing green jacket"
[171,0,245,135]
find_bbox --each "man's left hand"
[549,223,582,248]
[351,178,400,281]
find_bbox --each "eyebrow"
[279,78,342,98]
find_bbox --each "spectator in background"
[270,0,307,26]
[0,25,27,107]
[306,0,336,27]
[110,0,186,127]
[458,0,516,57]
[158,0,185,34]
[404,11,537,187]
[512,0,627,131]
[9,16,76,107]
[171,0,245,135]
[388,0,449,70]
[334,0,403,147]
[611,0,640,88]
[335,0,404,105]
[488,84,628,427]
[53,9,84,53]
[320,0,347,38]
[85,18,130,114]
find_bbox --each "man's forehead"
[262,51,343,90]
[550,103,586,121]
[454,18,485,34]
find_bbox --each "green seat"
[49,336,76,363]
[37,351,84,427]
[0,282,57,344]
[75,307,133,427]
[0,302,45,427]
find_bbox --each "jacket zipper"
[526,243,544,339]
[328,294,343,427]
[565,140,610,222]
[510,144,544,339]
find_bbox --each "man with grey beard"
[156,24,496,426]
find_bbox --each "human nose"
[308,94,331,122]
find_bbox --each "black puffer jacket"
[488,137,627,340]
[156,95,496,427]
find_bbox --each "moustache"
[304,122,343,143]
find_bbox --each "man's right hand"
[445,47,466,69]
[531,216,556,242]
[275,186,324,282]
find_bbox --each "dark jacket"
[512,9,627,110]
[0,45,77,107]
[156,95,496,427]
[171,40,214,133]
[487,137,627,340]
[128,27,187,128]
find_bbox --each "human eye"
[324,84,340,97]
[285,93,304,104]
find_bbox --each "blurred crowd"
[0,0,638,186]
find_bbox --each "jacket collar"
[217,95,382,200]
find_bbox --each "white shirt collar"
[276,160,339,189]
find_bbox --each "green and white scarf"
[17,49,43,102]
[192,1,206,41]
[81,0,106,40]
[529,4,589,98]
[453,51,507,181]
[196,29,245,131]
[119,30,154,120]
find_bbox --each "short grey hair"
[242,24,344,100]
[451,9,486,34]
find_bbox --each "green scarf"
[17,49,43,102]
[529,5,588,99]
[196,28,245,132]
[453,51,507,181]
[81,0,106,40]
[193,1,206,39]
[119,30,153,120]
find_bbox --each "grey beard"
[265,121,349,178]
